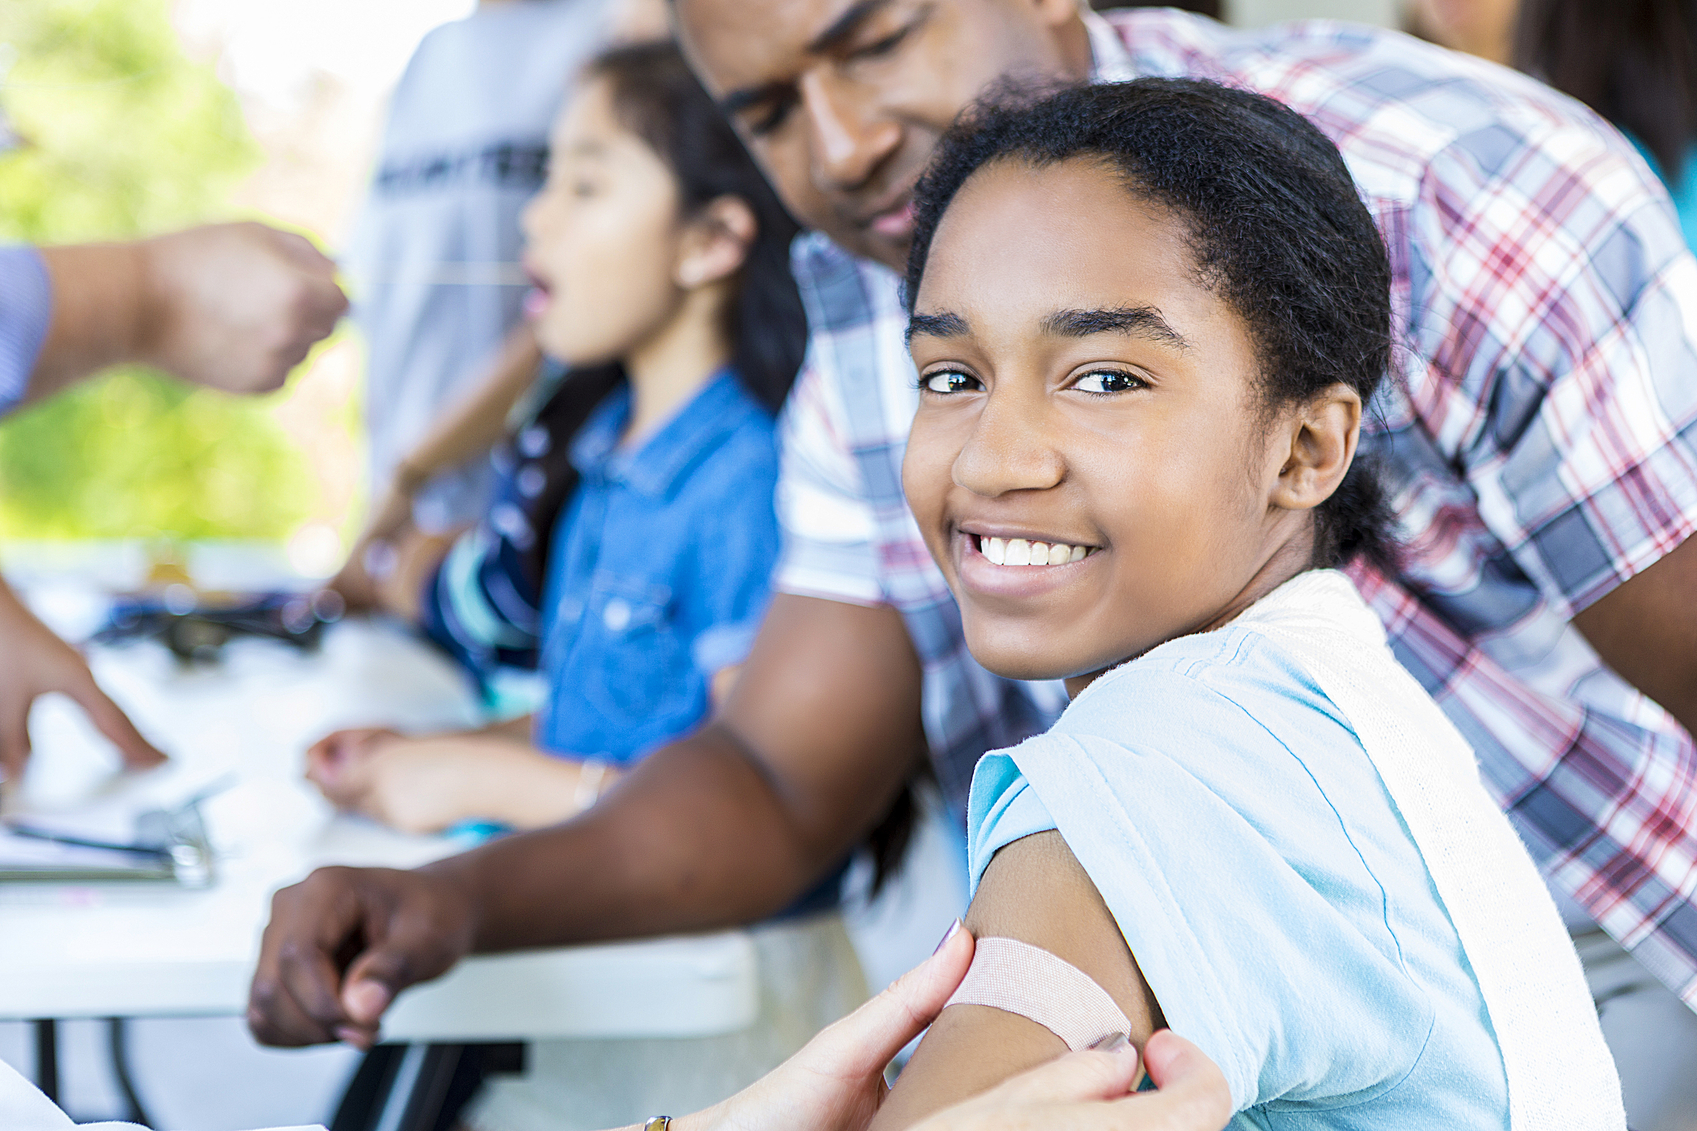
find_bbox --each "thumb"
[1135,1030,1234,1129]
[802,920,976,1079]
[1,711,30,783]
[340,948,401,1027]
[64,675,167,769]
[340,969,394,1027]
[979,1039,1143,1107]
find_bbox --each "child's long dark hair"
[518,40,808,590]
[905,79,1400,572]
[1515,0,1697,184]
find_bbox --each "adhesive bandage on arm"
[943,936,1132,1051]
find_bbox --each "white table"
[0,614,758,1054]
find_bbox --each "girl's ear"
[675,195,757,290]
[1271,383,1362,513]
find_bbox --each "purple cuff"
[0,245,51,417]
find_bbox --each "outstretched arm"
[870,830,1165,1131]
[29,222,346,403]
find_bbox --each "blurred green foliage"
[0,0,319,540]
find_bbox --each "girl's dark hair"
[1514,0,1697,183]
[587,39,806,413]
[904,78,1399,571]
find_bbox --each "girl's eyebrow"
[1043,306,1191,350]
[907,310,970,342]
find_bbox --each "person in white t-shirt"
[343,0,612,542]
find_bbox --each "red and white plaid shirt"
[774,10,1697,1004]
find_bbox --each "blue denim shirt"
[534,369,779,763]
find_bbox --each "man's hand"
[32,222,348,403]
[0,576,165,782]
[136,222,347,393]
[247,864,479,1048]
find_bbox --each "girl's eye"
[920,370,981,395]
[1073,368,1146,394]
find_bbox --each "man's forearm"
[425,721,855,952]
[1573,532,1697,739]
[28,243,148,403]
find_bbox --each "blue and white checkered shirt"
[774,9,1697,1005]
[0,245,50,416]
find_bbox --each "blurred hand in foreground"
[0,575,165,783]
[32,221,347,403]
[136,221,347,393]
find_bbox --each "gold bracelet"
[643,1118,671,1131]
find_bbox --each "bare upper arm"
[1571,532,1697,739]
[870,829,1165,1131]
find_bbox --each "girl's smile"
[955,528,1101,601]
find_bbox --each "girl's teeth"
[976,536,1092,567]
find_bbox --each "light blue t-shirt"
[968,624,1509,1127]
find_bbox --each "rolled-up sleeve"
[0,245,50,417]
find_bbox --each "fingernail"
[932,918,963,955]
[335,1026,371,1050]
[343,979,391,1022]
[1089,1032,1131,1053]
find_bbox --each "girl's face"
[903,157,1342,690]
[522,77,690,365]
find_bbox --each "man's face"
[675,0,1090,269]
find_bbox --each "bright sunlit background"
[0,0,476,576]
[0,0,1400,581]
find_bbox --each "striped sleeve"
[418,525,544,681]
[0,246,50,417]
[771,353,886,606]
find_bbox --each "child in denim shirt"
[306,40,803,833]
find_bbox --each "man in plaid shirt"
[253,0,1696,1115]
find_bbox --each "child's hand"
[305,728,604,835]
[305,727,402,800]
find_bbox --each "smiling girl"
[876,80,1623,1128]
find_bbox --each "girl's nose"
[952,393,1065,498]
